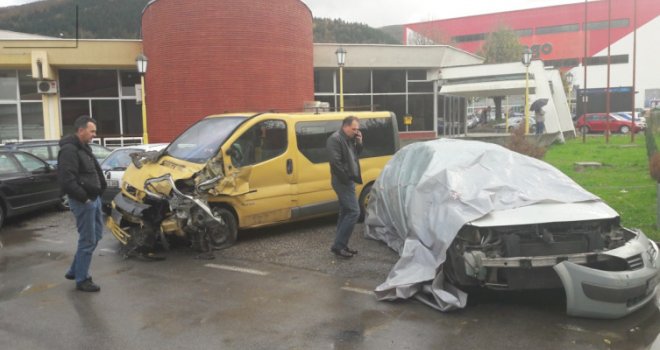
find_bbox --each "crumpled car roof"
[364,138,606,311]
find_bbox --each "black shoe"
[331,248,354,258]
[65,272,74,280]
[345,247,358,255]
[76,278,100,292]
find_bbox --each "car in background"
[0,140,112,166]
[615,112,647,128]
[0,150,64,229]
[100,143,168,213]
[575,113,643,134]
[494,116,536,133]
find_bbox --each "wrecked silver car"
[365,138,659,319]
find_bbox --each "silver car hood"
[468,201,619,227]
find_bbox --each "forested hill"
[0,0,400,43]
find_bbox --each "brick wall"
[142,0,314,142]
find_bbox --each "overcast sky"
[1,0,587,27]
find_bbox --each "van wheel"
[358,183,373,223]
[205,207,238,250]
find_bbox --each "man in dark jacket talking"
[326,116,363,258]
[58,115,107,292]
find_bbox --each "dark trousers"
[331,176,360,251]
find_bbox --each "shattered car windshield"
[165,117,246,163]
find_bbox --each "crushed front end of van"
[106,116,248,255]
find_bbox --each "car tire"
[56,195,70,211]
[619,125,630,134]
[206,206,238,250]
[580,126,590,134]
[358,183,373,223]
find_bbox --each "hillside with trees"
[0,0,400,43]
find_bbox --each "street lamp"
[136,53,149,144]
[335,47,347,112]
[522,48,533,134]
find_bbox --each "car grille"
[626,254,644,270]
[125,184,138,197]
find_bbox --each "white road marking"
[341,286,375,296]
[204,263,269,276]
[34,238,63,244]
[100,248,117,254]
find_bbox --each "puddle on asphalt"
[0,229,39,246]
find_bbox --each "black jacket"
[57,135,107,202]
[326,130,363,185]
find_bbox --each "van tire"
[358,183,373,223]
[207,207,238,250]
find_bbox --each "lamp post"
[566,71,574,116]
[335,47,347,112]
[522,48,533,134]
[136,54,149,144]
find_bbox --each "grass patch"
[544,134,659,240]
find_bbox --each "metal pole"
[140,75,149,144]
[605,0,612,143]
[339,66,345,112]
[582,0,588,144]
[631,0,637,142]
[524,64,530,134]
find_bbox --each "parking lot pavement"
[1,210,659,350]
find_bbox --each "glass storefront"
[59,69,142,138]
[0,70,43,142]
[314,68,464,132]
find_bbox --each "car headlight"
[648,240,658,268]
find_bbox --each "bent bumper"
[554,236,660,319]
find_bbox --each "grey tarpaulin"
[364,139,599,311]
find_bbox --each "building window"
[0,70,45,141]
[341,69,371,94]
[515,29,533,37]
[585,19,629,31]
[535,24,579,35]
[314,69,335,93]
[543,58,581,68]
[583,54,629,66]
[60,69,140,138]
[373,70,405,93]
[452,33,486,43]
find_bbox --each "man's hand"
[355,130,362,144]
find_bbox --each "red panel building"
[404,0,660,68]
[141,0,314,143]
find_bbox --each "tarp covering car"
[364,139,603,311]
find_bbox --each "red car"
[575,113,643,134]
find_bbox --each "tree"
[405,24,450,45]
[478,26,524,121]
[477,25,523,64]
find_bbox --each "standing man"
[326,116,363,258]
[58,115,106,292]
[535,107,545,135]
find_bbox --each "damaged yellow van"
[106,111,399,253]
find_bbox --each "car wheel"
[580,126,590,134]
[358,183,373,223]
[206,207,238,250]
[619,125,630,134]
[56,195,70,211]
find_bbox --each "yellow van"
[107,111,399,253]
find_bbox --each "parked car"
[365,139,659,319]
[100,143,168,213]
[575,113,643,134]
[615,112,647,128]
[0,139,112,166]
[494,116,536,133]
[0,150,65,228]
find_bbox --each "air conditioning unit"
[37,80,58,94]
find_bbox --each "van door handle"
[286,159,293,174]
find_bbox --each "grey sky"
[1,0,586,27]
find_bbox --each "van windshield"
[165,117,246,163]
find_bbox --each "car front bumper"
[554,233,660,319]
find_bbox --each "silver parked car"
[365,139,659,319]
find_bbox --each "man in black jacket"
[58,115,107,292]
[326,116,363,258]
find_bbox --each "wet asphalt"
[0,209,659,350]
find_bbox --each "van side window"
[296,117,396,164]
[230,120,287,167]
